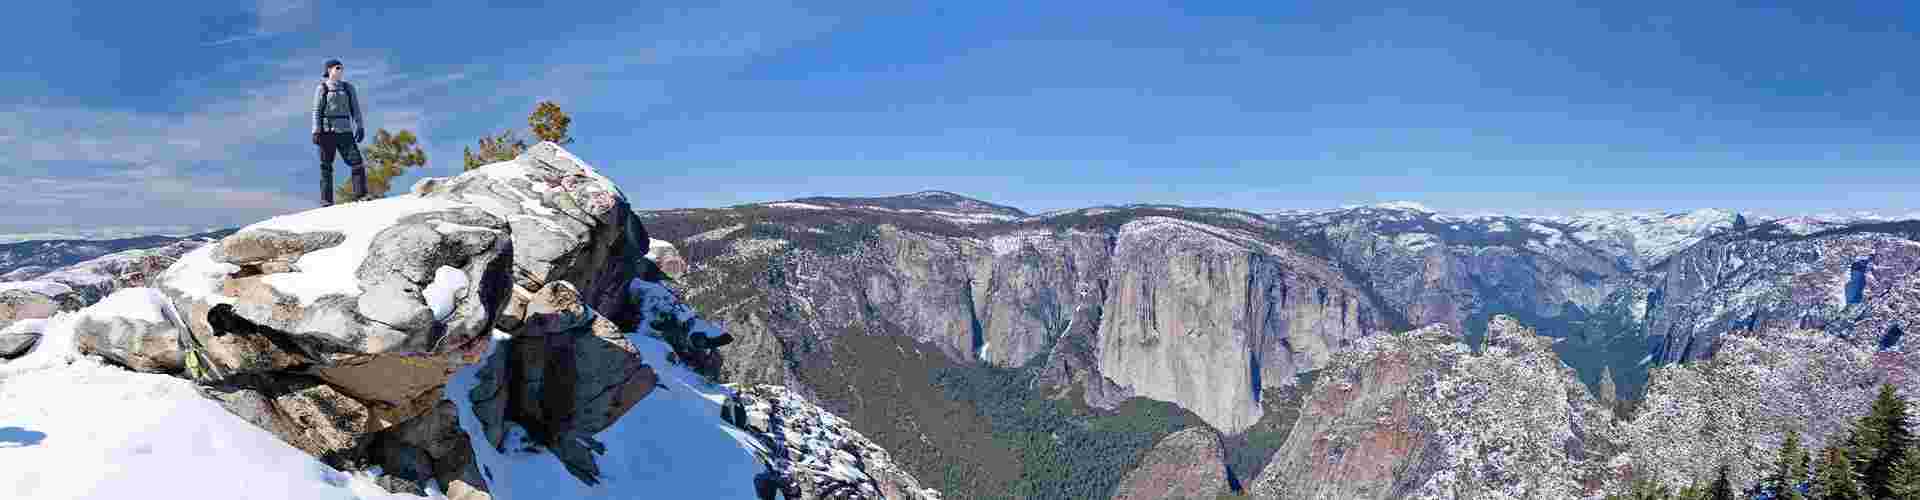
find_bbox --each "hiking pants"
[317,132,366,205]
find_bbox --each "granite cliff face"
[645,202,1383,435]
[1637,222,1920,365]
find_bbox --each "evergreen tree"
[1776,429,1809,498]
[1849,383,1914,498]
[1709,464,1735,500]
[462,129,526,170]
[1608,477,1674,500]
[1816,445,1865,500]
[1800,445,1814,497]
[1892,444,1920,500]
[1675,481,1705,500]
[337,128,424,201]
[528,100,573,145]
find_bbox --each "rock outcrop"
[111,142,662,497]
[1111,427,1233,500]
[1612,326,1920,494]
[736,384,940,500]
[0,281,84,331]
[1249,316,1622,500]
[71,287,185,372]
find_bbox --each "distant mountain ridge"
[0,227,239,279]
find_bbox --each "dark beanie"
[323,59,343,77]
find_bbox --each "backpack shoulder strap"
[344,82,359,121]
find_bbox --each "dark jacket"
[311,80,364,134]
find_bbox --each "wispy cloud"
[0,49,473,236]
[201,0,313,47]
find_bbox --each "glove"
[354,128,365,143]
[311,132,321,145]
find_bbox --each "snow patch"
[1375,201,1435,213]
[248,196,473,306]
[80,287,171,325]
[764,202,831,210]
[0,318,47,336]
[158,245,239,307]
[644,238,677,264]
[0,281,73,297]
[423,266,468,322]
[0,350,429,499]
[1394,233,1441,252]
[686,224,745,243]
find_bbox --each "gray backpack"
[320,81,357,132]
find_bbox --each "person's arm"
[311,83,325,134]
[349,82,365,136]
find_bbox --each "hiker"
[311,59,367,206]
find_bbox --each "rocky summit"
[0,143,938,500]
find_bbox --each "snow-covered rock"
[0,333,36,359]
[417,142,653,336]
[1613,326,1920,495]
[467,280,658,485]
[70,287,184,373]
[1249,316,1623,500]
[0,280,83,333]
[735,384,941,500]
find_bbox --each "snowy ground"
[0,282,769,499]
[0,313,423,500]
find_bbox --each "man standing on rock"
[311,59,367,206]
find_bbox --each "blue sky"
[1,1,1916,240]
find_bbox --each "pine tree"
[1675,481,1705,500]
[1800,444,1814,497]
[1709,464,1735,500]
[1775,429,1810,499]
[337,128,425,201]
[462,129,527,170]
[1850,383,1914,498]
[1816,445,1865,500]
[1607,477,1673,500]
[528,100,572,145]
[1892,444,1920,500]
